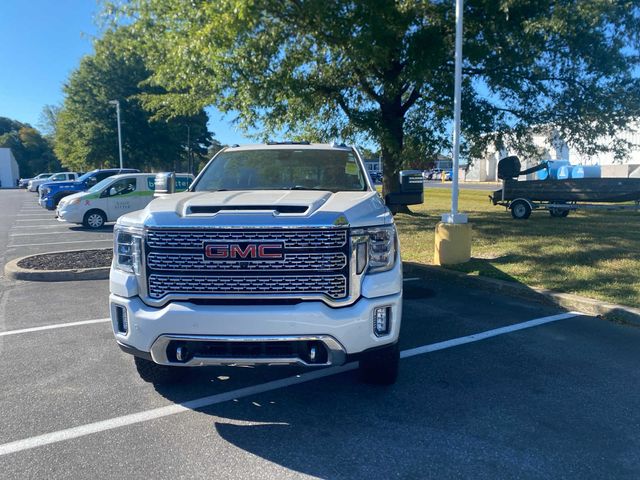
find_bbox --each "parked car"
[28,171,79,192]
[56,173,193,229]
[425,169,451,181]
[369,171,383,183]
[19,173,52,189]
[425,169,440,180]
[38,168,140,210]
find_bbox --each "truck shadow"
[148,365,475,479]
[68,225,114,233]
[145,330,632,479]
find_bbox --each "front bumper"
[110,292,402,366]
[38,196,55,210]
[56,205,83,224]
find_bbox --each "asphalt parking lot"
[1,188,639,479]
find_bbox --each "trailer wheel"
[511,200,532,219]
[549,202,570,218]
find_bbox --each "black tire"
[510,200,532,219]
[83,209,107,229]
[359,343,400,385]
[134,356,185,384]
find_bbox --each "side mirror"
[87,177,98,187]
[154,172,176,197]
[109,187,117,196]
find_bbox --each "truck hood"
[118,190,392,229]
[41,180,81,190]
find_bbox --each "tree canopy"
[0,117,60,178]
[106,0,640,194]
[54,29,215,173]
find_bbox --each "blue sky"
[0,0,253,145]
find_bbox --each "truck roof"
[224,143,353,152]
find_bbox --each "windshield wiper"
[283,186,334,191]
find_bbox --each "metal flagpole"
[442,0,467,224]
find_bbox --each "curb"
[4,249,111,282]
[403,262,640,327]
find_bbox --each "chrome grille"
[148,274,347,299]
[144,227,350,303]
[146,229,347,249]
[147,252,347,271]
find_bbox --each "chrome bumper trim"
[149,334,347,367]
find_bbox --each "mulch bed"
[17,249,113,271]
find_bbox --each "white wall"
[468,122,640,181]
[0,148,20,188]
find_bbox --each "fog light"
[114,305,128,334]
[373,306,391,337]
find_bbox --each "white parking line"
[15,219,53,222]
[15,214,56,217]
[0,318,111,337]
[0,311,583,456]
[400,312,582,358]
[9,239,113,247]
[10,231,111,237]
[11,225,75,230]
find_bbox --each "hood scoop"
[188,205,309,215]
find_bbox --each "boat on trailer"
[491,156,640,219]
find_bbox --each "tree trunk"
[379,102,412,214]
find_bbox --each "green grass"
[395,188,640,308]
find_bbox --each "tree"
[106,0,640,199]
[54,29,215,173]
[0,118,60,177]
[38,105,61,138]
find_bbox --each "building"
[363,158,382,175]
[0,148,20,188]
[466,123,640,181]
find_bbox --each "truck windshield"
[193,149,368,192]
[77,171,98,183]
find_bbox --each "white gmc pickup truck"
[110,143,402,385]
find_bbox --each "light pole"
[109,100,124,169]
[443,0,467,225]
[433,0,472,265]
[186,125,192,175]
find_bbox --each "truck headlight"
[114,225,143,274]
[352,225,397,274]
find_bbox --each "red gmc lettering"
[205,243,283,259]
[229,244,257,258]
[258,244,283,259]
[204,245,229,259]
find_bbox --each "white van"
[56,173,193,228]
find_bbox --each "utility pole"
[186,125,191,175]
[109,100,124,169]
[433,0,472,266]
[443,0,466,225]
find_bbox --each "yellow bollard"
[433,222,472,265]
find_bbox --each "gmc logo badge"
[204,243,284,260]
